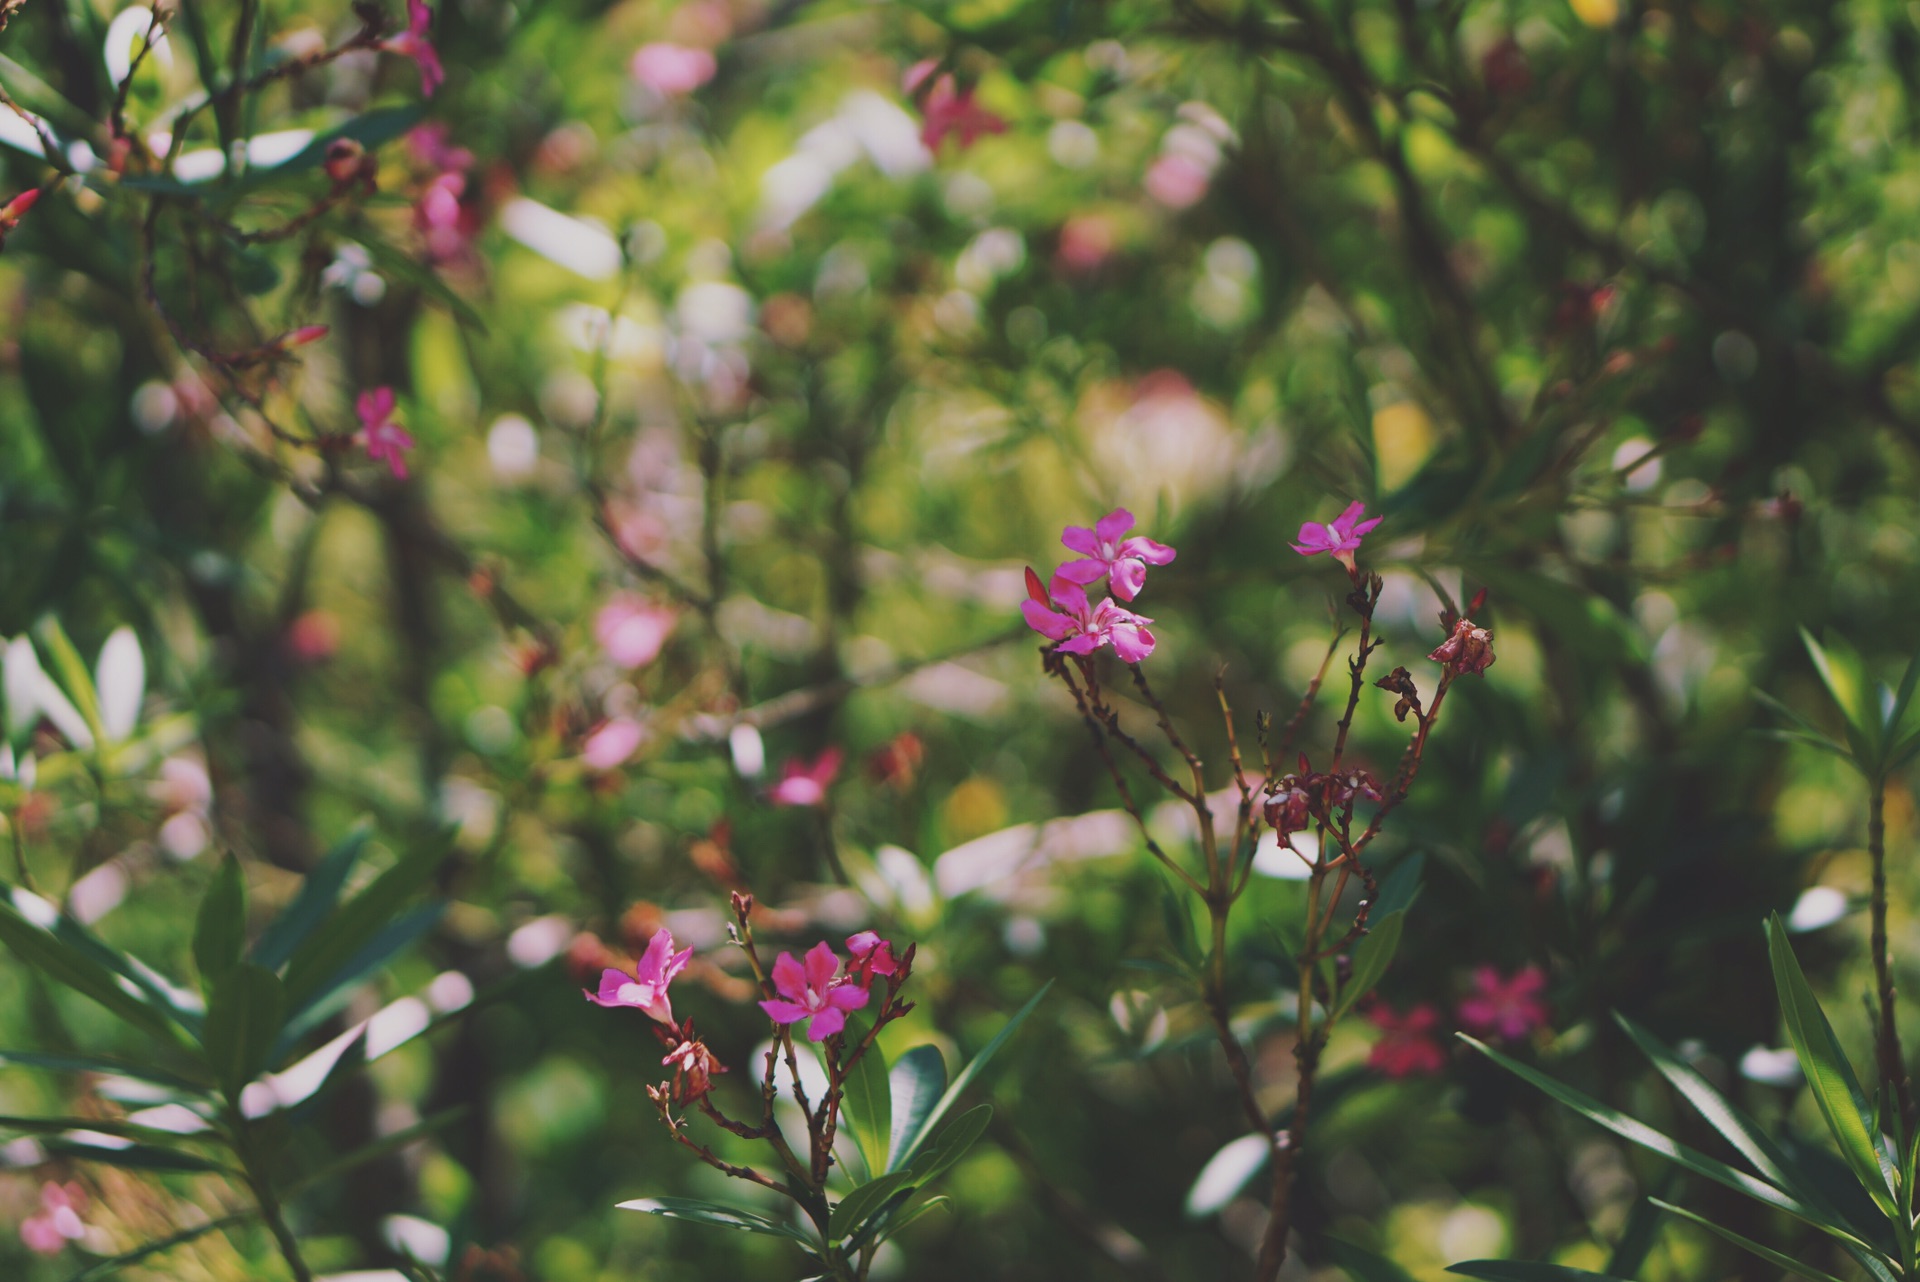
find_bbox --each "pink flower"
[1291,500,1382,574]
[583,717,645,770]
[1056,213,1116,274]
[384,0,443,96]
[846,930,899,985]
[1429,618,1496,677]
[1457,965,1548,1042]
[356,387,416,479]
[585,927,692,1024]
[1021,568,1156,663]
[631,42,718,96]
[1144,152,1210,209]
[414,170,472,265]
[407,123,474,172]
[759,941,871,1041]
[769,748,842,807]
[1365,1003,1447,1078]
[19,1182,87,1256]
[912,69,1007,153]
[0,187,39,228]
[595,595,676,668]
[1055,508,1176,601]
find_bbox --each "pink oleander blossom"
[770,747,842,807]
[631,42,718,96]
[384,0,443,96]
[407,123,474,172]
[1291,500,1382,574]
[19,1182,87,1256]
[1021,568,1156,663]
[583,717,645,769]
[1144,152,1210,209]
[595,595,676,668]
[846,930,899,985]
[585,927,692,1024]
[759,941,870,1041]
[414,170,472,265]
[1366,1003,1447,1078]
[907,64,1007,153]
[1458,965,1548,1041]
[1055,508,1176,602]
[356,387,416,479]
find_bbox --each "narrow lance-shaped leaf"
[0,887,185,1045]
[617,1197,817,1244]
[93,627,144,743]
[192,856,246,989]
[906,1102,993,1187]
[840,1016,891,1180]
[202,963,286,1095]
[828,1170,917,1242]
[1330,909,1404,1022]
[33,618,104,748]
[1447,1265,1640,1282]
[1650,1198,1855,1282]
[886,1044,946,1173]
[896,981,1050,1172]
[249,823,370,970]
[64,1210,257,1282]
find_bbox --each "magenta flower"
[383,0,443,96]
[19,1182,87,1256]
[846,930,899,985]
[584,927,692,1025]
[1022,568,1156,663]
[407,123,474,172]
[583,717,645,770]
[769,747,842,808]
[1457,965,1549,1041]
[1055,508,1176,602]
[356,388,416,479]
[596,594,676,668]
[1365,1003,1447,1078]
[414,170,472,266]
[905,63,1007,153]
[759,941,871,1041]
[1291,500,1383,574]
[631,42,718,97]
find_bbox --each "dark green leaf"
[886,1044,947,1173]
[896,981,1050,1172]
[282,838,446,1012]
[1331,909,1404,1022]
[1603,1192,1666,1279]
[1649,1198,1857,1282]
[842,1017,891,1179]
[203,963,286,1094]
[907,1102,992,1187]
[63,1211,256,1282]
[40,1137,229,1173]
[250,824,370,970]
[880,1194,951,1235]
[278,903,445,1047]
[617,1196,816,1244]
[352,232,488,333]
[829,1170,917,1241]
[1447,1264,1636,1281]
[0,887,184,1044]
[1371,853,1425,919]
[192,856,246,989]
[1328,1237,1419,1282]
[0,1114,215,1146]
[0,1049,207,1093]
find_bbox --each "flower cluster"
[1022,508,1174,663]
[1366,966,1549,1078]
[904,61,1007,153]
[1261,757,1384,841]
[19,1181,87,1255]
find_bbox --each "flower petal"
[803,940,840,994]
[1094,508,1135,543]
[1059,525,1102,556]
[759,999,810,1024]
[826,983,871,1011]
[1108,558,1146,601]
[1118,536,1176,566]
[1109,622,1156,663]
[805,1006,848,1041]
[1021,600,1076,641]
[635,928,675,984]
[1331,500,1368,535]
[1045,575,1090,615]
[1054,558,1108,585]
[771,951,808,1002]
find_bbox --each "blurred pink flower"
[1144,152,1209,209]
[383,0,443,97]
[583,717,645,769]
[585,927,692,1024]
[1022,568,1156,663]
[1457,965,1548,1041]
[846,930,899,985]
[1365,1003,1447,1077]
[910,67,1006,153]
[414,170,473,265]
[1057,214,1116,273]
[1055,507,1176,602]
[356,388,416,479]
[1291,500,1381,574]
[595,595,676,668]
[770,747,842,807]
[20,1182,87,1256]
[759,941,871,1041]
[407,123,474,172]
[286,609,341,664]
[631,42,717,96]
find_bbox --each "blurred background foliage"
[4,0,1920,1276]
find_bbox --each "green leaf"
[278,903,445,1047]
[1603,1191,1666,1279]
[617,1196,816,1244]
[0,1114,215,1146]
[1885,649,1920,745]
[1458,1034,1878,1253]
[202,963,286,1095]
[39,1136,229,1173]
[1765,915,1897,1218]
[829,1170,918,1241]
[281,838,446,1012]
[1446,1264,1636,1281]
[287,1106,467,1195]
[1330,909,1404,1022]
[192,856,246,989]
[895,981,1050,1172]
[842,1018,891,1180]
[1649,1198,1856,1282]
[1327,1237,1420,1282]
[0,1050,207,1093]
[0,887,184,1044]
[249,824,370,970]
[886,1044,947,1173]
[352,232,488,334]
[221,106,425,196]
[907,1102,992,1187]
[880,1194,951,1235]
[1802,630,1875,757]
[33,618,104,749]
[63,1211,256,1282]
[1371,853,1425,918]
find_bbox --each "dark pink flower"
[383,0,443,96]
[1429,618,1496,677]
[759,941,871,1041]
[1457,965,1548,1041]
[19,1182,87,1255]
[631,42,717,96]
[913,71,1007,153]
[1365,1003,1447,1078]
[1055,508,1176,602]
[595,594,676,668]
[1021,568,1156,663]
[0,187,39,228]
[407,123,474,172]
[414,170,472,265]
[1291,500,1382,574]
[583,717,646,770]
[356,387,416,479]
[770,747,842,808]
[846,930,899,985]
[585,927,692,1024]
